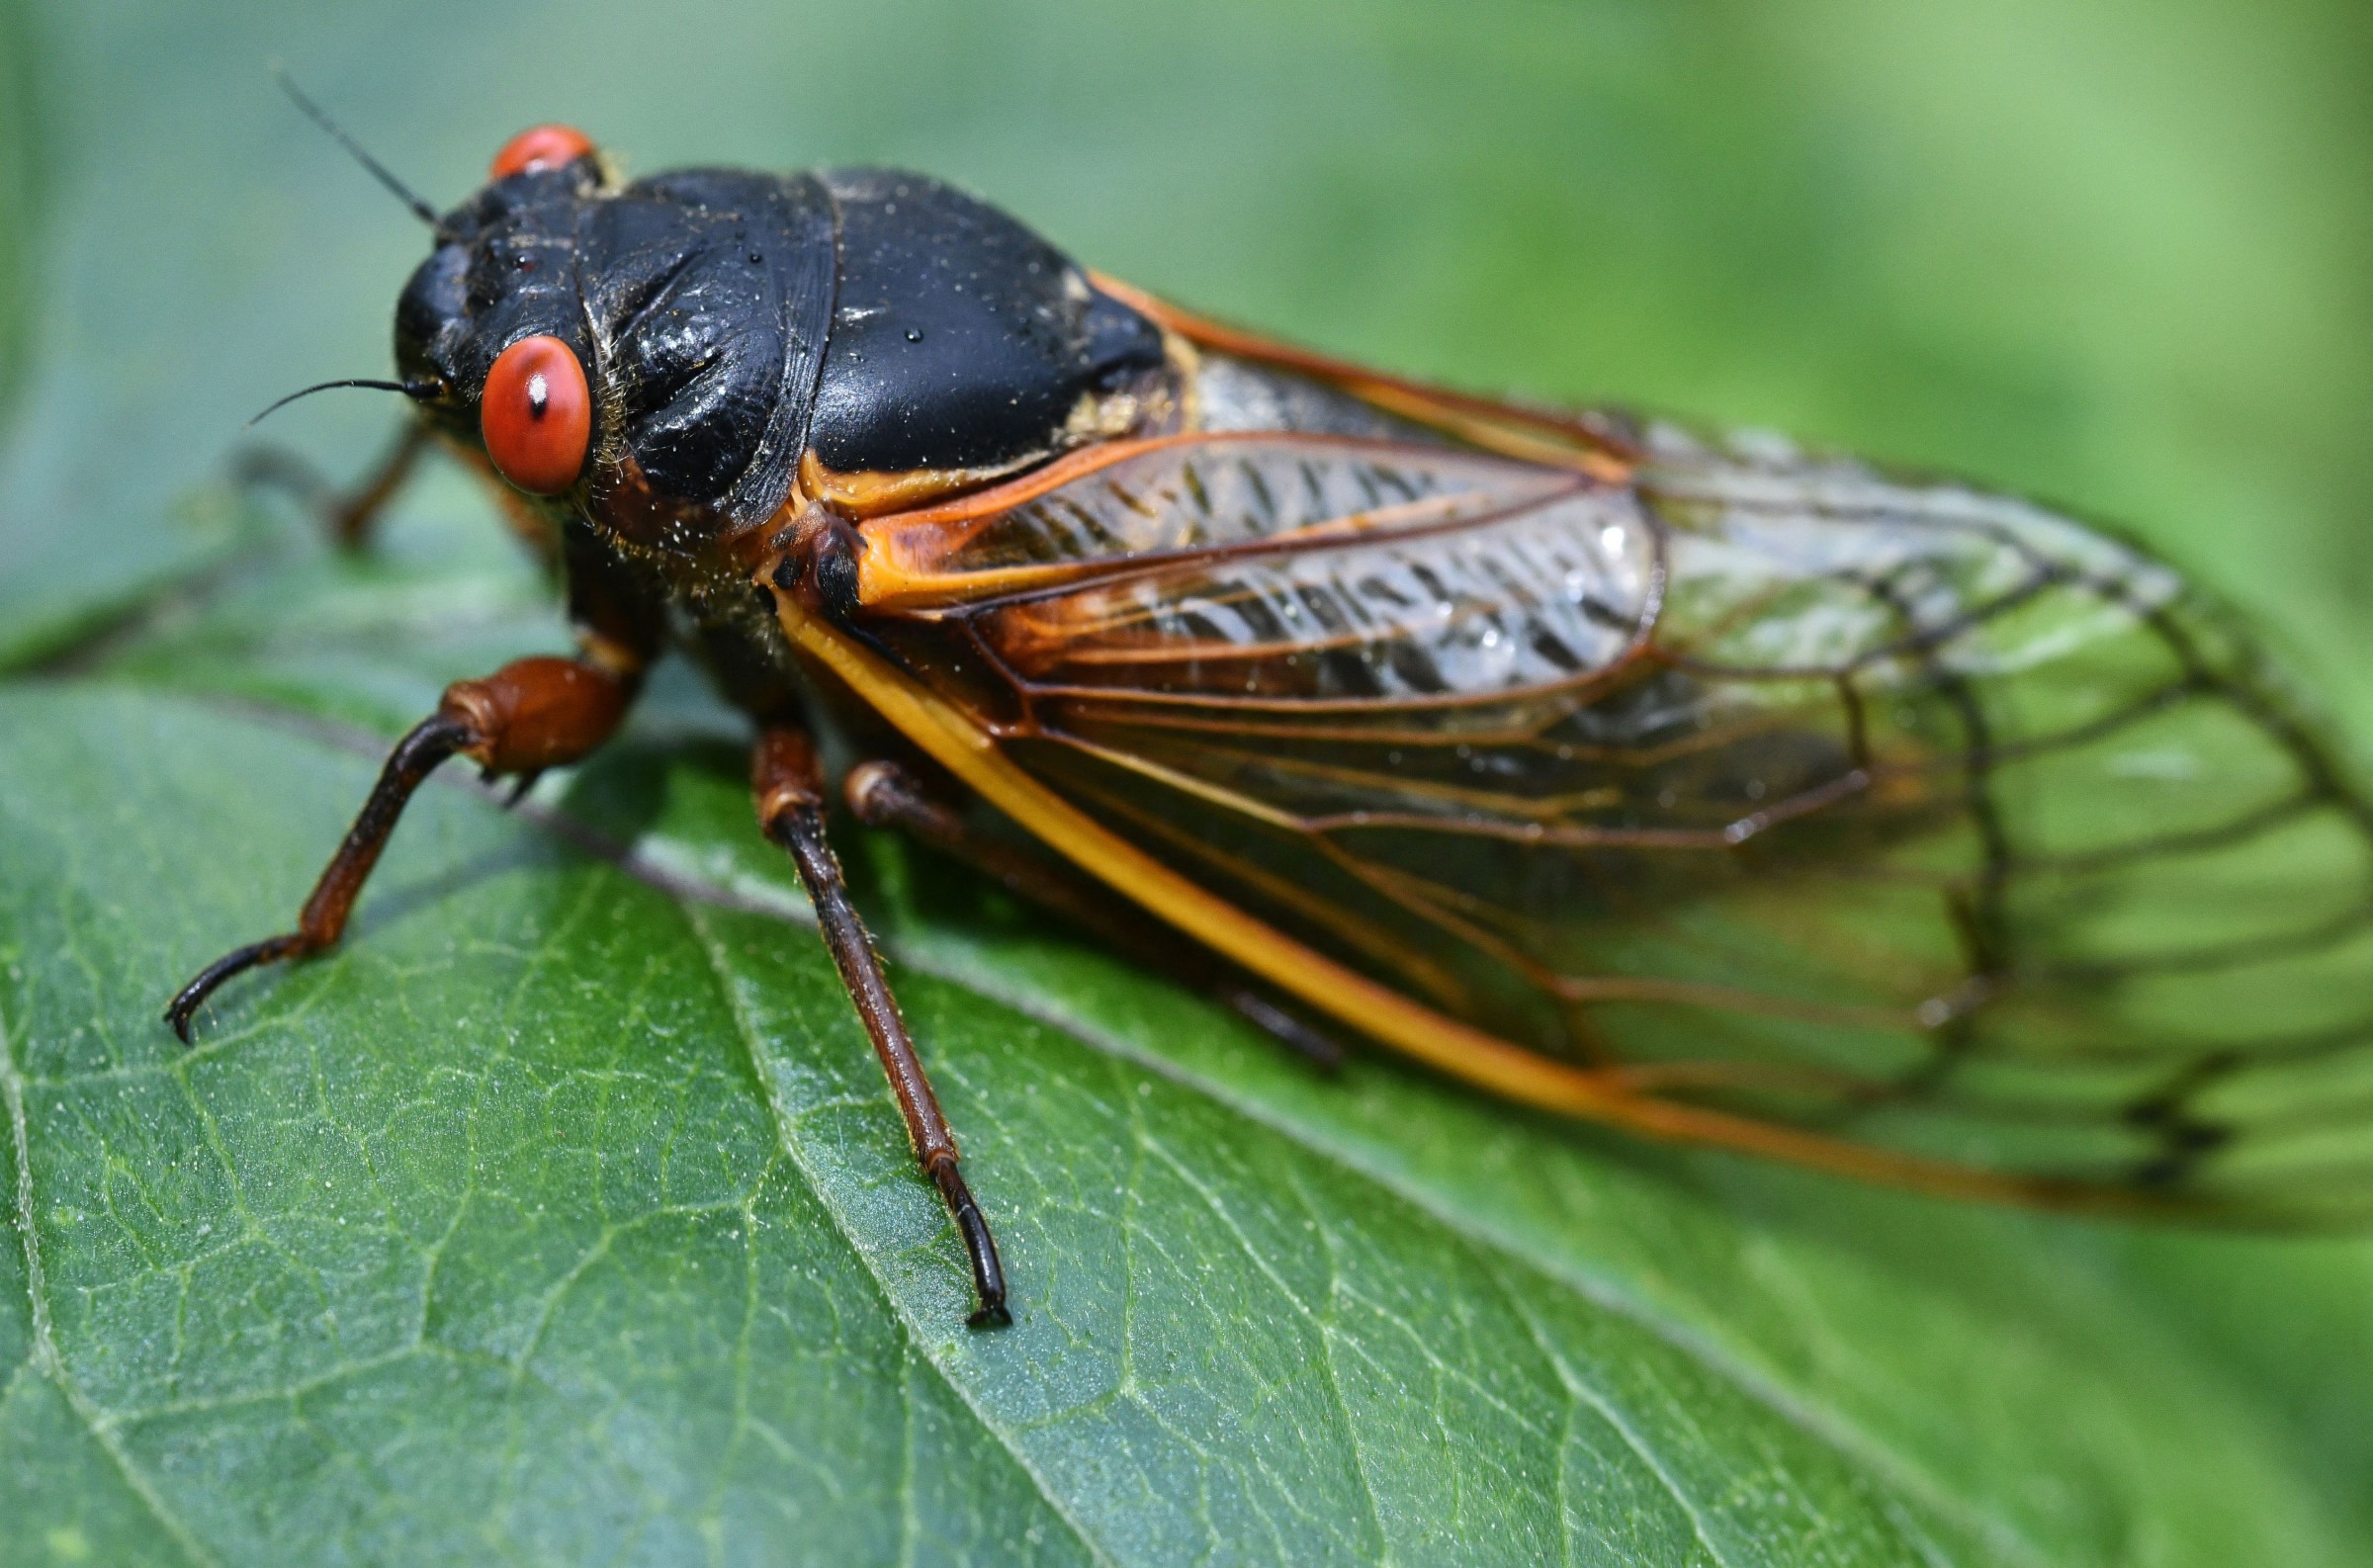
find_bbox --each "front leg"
[164,655,635,1036]
[750,730,1011,1328]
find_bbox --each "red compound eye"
[489,124,596,180]
[481,335,590,494]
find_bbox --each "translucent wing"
[848,426,2373,1219]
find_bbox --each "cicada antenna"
[270,62,447,232]
[246,377,441,428]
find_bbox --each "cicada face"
[393,155,601,451]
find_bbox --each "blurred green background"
[1,1,2369,1562]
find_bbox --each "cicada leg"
[843,758,1346,1072]
[235,418,430,552]
[164,654,636,1037]
[750,732,1011,1329]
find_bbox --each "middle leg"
[750,731,1011,1328]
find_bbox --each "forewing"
[858,428,2373,1219]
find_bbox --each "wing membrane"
[848,418,2373,1219]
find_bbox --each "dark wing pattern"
[857,429,2373,1218]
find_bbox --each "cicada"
[172,103,2373,1327]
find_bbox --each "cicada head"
[396,129,839,554]
[394,129,609,500]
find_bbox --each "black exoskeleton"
[396,154,1173,546]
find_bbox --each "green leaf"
[8,545,2373,1564]
[6,0,2372,1563]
